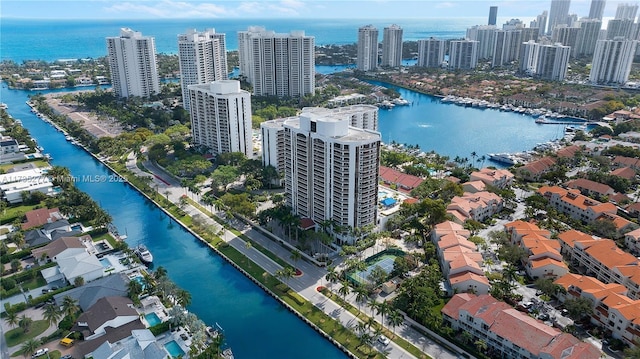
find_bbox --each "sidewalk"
[127,152,464,359]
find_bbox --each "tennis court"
[348,254,398,286]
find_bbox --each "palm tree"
[154,266,168,279]
[461,330,473,345]
[43,303,62,328]
[5,311,18,329]
[18,314,33,333]
[245,241,253,268]
[474,339,488,353]
[387,310,403,335]
[275,267,294,287]
[176,289,192,307]
[365,316,376,330]
[354,286,368,313]
[20,338,40,359]
[61,295,79,318]
[290,250,301,269]
[367,298,379,318]
[325,266,339,289]
[376,300,391,325]
[337,280,350,303]
[128,279,143,301]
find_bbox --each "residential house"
[612,156,640,172]
[565,178,615,199]
[73,296,141,340]
[611,167,636,181]
[518,157,556,182]
[90,329,169,359]
[21,207,63,230]
[378,166,424,193]
[461,180,486,193]
[627,202,640,219]
[447,191,503,223]
[521,236,568,280]
[469,168,514,189]
[504,220,551,246]
[32,236,89,262]
[625,228,640,254]
[54,251,104,284]
[441,293,601,359]
[53,273,129,311]
[556,145,581,158]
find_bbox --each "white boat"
[488,153,519,166]
[65,135,73,141]
[135,244,153,264]
[0,103,7,110]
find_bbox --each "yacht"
[135,244,153,264]
[488,153,519,166]
[1,103,8,110]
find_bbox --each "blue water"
[370,80,567,162]
[0,85,348,359]
[145,312,162,327]
[164,340,185,358]
[0,18,475,62]
[99,258,112,268]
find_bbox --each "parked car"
[32,348,48,358]
[377,335,390,346]
[61,355,74,359]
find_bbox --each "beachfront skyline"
[2,0,634,20]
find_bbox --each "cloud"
[103,0,229,18]
[435,1,456,9]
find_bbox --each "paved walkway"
[125,152,464,359]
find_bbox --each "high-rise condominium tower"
[261,107,381,243]
[488,6,498,26]
[588,0,606,20]
[449,40,479,70]
[188,80,253,158]
[548,0,571,34]
[615,3,638,19]
[590,38,637,84]
[237,27,315,98]
[382,24,403,68]
[492,30,522,67]
[357,25,379,71]
[466,25,497,60]
[417,38,446,67]
[178,29,228,111]
[106,28,160,99]
[535,43,571,81]
[574,19,602,57]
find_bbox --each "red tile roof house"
[517,157,556,182]
[612,156,640,172]
[446,191,503,224]
[378,166,424,193]
[469,168,514,189]
[610,167,636,180]
[21,207,63,230]
[564,178,615,199]
[441,293,601,359]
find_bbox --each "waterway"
[369,80,569,164]
[0,83,348,358]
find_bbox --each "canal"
[0,84,348,358]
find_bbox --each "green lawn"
[0,203,39,225]
[4,319,50,347]
[0,160,49,172]
[20,275,47,290]
[92,232,117,247]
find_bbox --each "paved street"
[126,153,466,359]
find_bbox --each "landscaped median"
[108,161,388,359]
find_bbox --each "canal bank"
[1,84,349,359]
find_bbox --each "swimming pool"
[99,258,112,268]
[145,312,162,326]
[164,340,185,358]
[71,224,82,231]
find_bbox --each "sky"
[0,0,633,20]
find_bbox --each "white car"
[32,348,48,358]
[377,335,390,346]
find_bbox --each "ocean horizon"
[3,17,497,62]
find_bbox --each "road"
[126,152,466,359]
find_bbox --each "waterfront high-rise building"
[588,0,606,20]
[261,107,381,243]
[448,40,479,70]
[521,27,541,42]
[357,25,379,71]
[574,19,603,57]
[551,25,581,49]
[188,80,253,158]
[535,43,571,80]
[606,19,635,39]
[615,3,639,19]
[520,40,540,74]
[417,38,446,67]
[178,28,228,111]
[466,25,496,59]
[548,0,571,34]
[502,18,524,30]
[237,27,315,98]
[381,24,403,68]
[590,38,637,84]
[532,11,548,34]
[106,28,160,99]
[492,30,522,67]
[488,6,498,26]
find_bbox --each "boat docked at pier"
[488,153,519,166]
[135,244,153,264]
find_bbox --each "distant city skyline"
[3,0,639,20]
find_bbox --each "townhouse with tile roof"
[554,273,640,348]
[537,186,636,237]
[461,180,486,193]
[610,166,636,181]
[565,178,615,199]
[441,293,601,359]
[625,228,640,255]
[446,191,503,224]
[517,157,556,182]
[469,168,515,189]
[612,156,640,172]
[378,165,424,193]
[504,220,567,279]
[432,221,490,295]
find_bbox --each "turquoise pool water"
[164,340,185,358]
[99,258,111,268]
[145,312,161,326]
